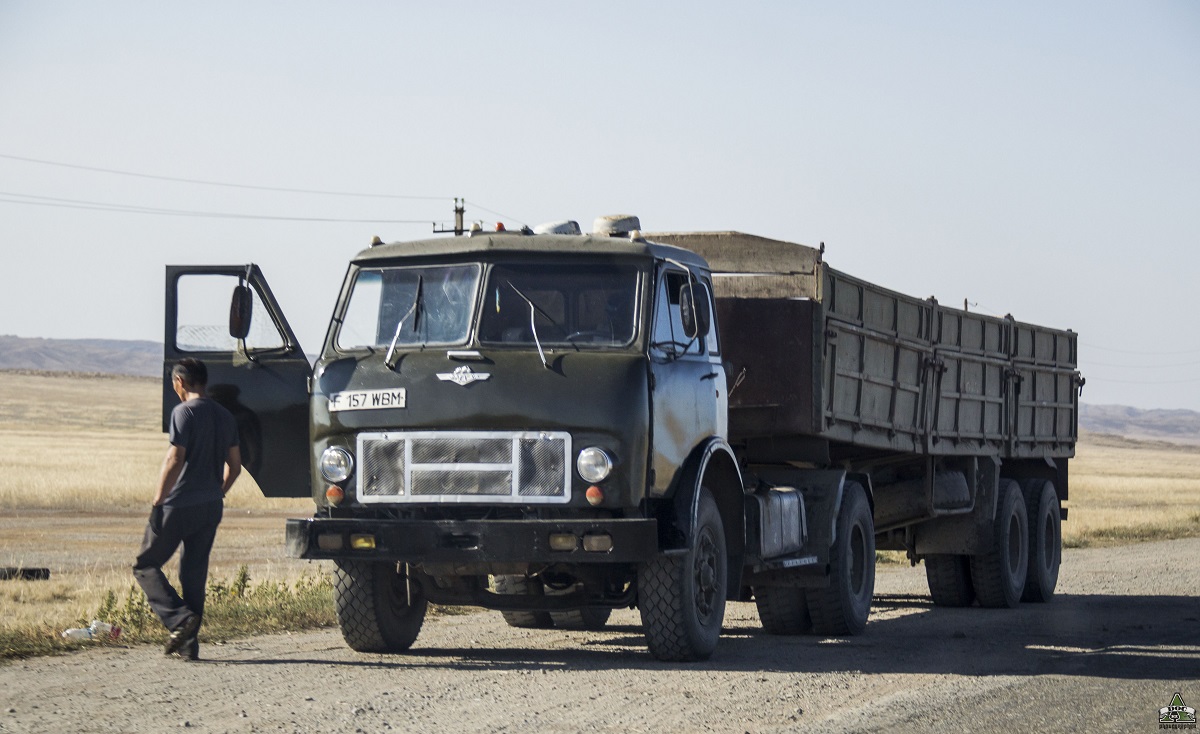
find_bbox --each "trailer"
[163,219,1081,661]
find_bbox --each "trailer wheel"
[970,480,1028,608]
[333,560,427,652]
[808,481,875,635]
[754,586,812,635]
[1021,479,1061,603]
[494,575,554,629]
[924,554,975,607]
[638,488,727,661]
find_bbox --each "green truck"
[163,217,1081,661]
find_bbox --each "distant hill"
[0,335,161,378]
[3,335,1199,445]
[1079,404,1200,446]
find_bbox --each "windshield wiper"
[507,281,556,369]
[384,275,423,370]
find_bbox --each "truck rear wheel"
[754,586,812,635]
[1021,479,1061,603]
[970,480,1028,608]
[808,481,875,635]
[638,488,727,661]
[924,554,975,607]
[333,560,427,652]
[494,575,554,629]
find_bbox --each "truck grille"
[356,431,572,504]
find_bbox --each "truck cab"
[164,221,745,661]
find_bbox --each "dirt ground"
[1,538,1197,734]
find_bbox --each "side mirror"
[679,282,711,339]
[229,284,253,340]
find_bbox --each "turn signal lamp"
[325,486,345,505]
[350,534,376,550]
[585,485,604,506]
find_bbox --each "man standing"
[134,358,241,660]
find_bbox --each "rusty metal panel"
[715,298,819,440]
[1010,322,1080,458]
[928,306,1011,455]
[819,269,932,453]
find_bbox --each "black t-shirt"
[166,397,240,507]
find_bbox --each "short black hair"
[172,358,208,388]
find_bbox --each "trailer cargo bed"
[649,232,1081,461]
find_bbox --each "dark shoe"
[164,613,200,656]
[170,636,199,661]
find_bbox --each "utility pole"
[433,198,466,236]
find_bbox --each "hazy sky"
[1,2,1197,409]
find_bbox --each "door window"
[652,271,715,357]
[175,274,286,352]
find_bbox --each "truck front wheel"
[970,479,1028,608]
[333,560,427,652]
[808,481,875,635]
[638,488,727,661]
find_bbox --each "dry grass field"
[1,370,1198,651]
[0,371,317,642]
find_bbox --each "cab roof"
[352,233,710,270]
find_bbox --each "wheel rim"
[693,527,719,621]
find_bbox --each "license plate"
[328,388,407,412]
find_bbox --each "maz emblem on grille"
[436,365,491,386]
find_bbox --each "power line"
[1080,341,1200,356]
[0,193,436,224]
[1084,359,1200,369]
[0,152,449,201]
[464,199,528,226]
[1085,376,1200,385]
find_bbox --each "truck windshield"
[338,264,481,350]
[478,263,640,348]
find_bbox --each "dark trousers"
[133,499,223,633]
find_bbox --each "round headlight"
[320,447,354,483]
[576,447,613,483]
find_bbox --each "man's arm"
[154,444,186,506]
[221,445,242,496]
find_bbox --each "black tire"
[494,575,554,629]
[333,560,427,652]
[970,479,1028,609]
[808,481,875,635]
[551,606,612,631]
[754,586,812,635]
[638,488,727,662]
[1021,479,1061,603]
[925,554,975,607]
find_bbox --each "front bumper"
[285,517,659,564]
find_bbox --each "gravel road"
[2,538,1198,734]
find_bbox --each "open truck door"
[163,264,311,498]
